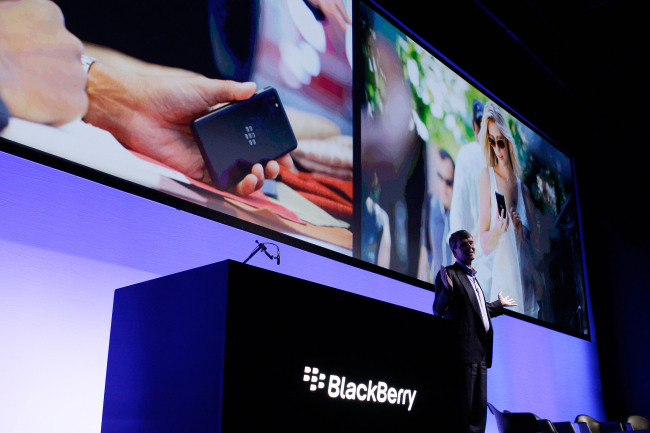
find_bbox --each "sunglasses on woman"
[488,136,506,149]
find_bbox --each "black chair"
[574,414,626,433]
[627,415,650,431]
[553,421,579,433]
[488,402,554,433]
[537,418,560,433]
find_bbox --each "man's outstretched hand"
[84,61,292,195]
[498,291,518,307]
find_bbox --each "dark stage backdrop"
[0,1,617,431]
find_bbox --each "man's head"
[433,149,455,210]
[472,100,484,137]
[449,230,475,266]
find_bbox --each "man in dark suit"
[434,229,517,433]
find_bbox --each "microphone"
[276,251,280,265]
[259,243,273,260]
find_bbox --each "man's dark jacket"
[434,262,504,367]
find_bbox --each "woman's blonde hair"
[479,101,521,177]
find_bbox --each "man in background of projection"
[418,147,455,281]
[448,100,492,291]
[434,229,516,433]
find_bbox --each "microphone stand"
[243,240,280,265]
[243,240,264,264]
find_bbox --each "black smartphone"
[495,191,507,217]
[192,87,297,189]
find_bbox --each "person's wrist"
[83,61,135,137]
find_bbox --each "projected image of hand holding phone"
[493,192,510,238]
[495,192,507,219]
[495,191,523,236]
[79,55,295,197]
[192,87,297,193]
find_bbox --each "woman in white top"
[478,101,539,317]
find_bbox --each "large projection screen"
[358,1,588,337]
[0,0,588,337]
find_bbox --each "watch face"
[81,55,96,73]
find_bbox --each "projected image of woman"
[478,102,539,317]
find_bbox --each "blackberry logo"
[243,125,257,146]
[303,366,326,391]
[302,365,417,411]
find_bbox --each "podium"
[101,260,464,432]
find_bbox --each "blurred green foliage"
[363,19,573,219]
[394,36,571,218]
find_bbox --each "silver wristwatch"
[81,54,97,74]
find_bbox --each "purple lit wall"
[0,150,604,432]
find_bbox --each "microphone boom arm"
[243,240,281,265]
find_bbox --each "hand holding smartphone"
[495,192,507,217]
[192,87,297,190]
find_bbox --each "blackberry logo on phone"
[192,87,297,189]
[244,126,257,146]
